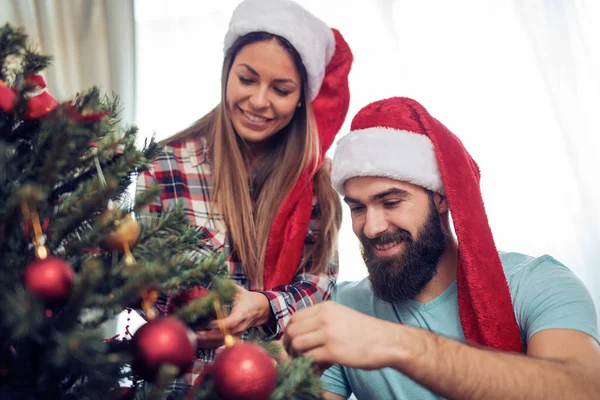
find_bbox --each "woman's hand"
[195,285,273,349]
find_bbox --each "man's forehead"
[343,176,420,201]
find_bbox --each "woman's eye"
[274,87,291,96]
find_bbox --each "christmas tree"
[0,24,320,400]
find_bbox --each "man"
[283,97,600,399]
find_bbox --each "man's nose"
[363,208,389,239]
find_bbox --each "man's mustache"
[360,229,412,248]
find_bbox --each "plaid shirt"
[136,135,338,390]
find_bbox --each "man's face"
[343,177,448,303]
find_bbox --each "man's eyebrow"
[343,195,360,204]
[372,188,411,201]
[343,188,411,204]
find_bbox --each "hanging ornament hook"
[213,297,236,347]
[92,146,114,210]
[141,288,159,320]
[20,201,48,259]
[94,154,107,188]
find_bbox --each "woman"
[137,0,353,389]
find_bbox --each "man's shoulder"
[499,251,569,281]
[499,251,598,343]
[331,278,375,307]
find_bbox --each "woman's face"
[225,39,302,147]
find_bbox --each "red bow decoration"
[1,75,111,123]
[0,79,17,113]
[22,75,59,119]
[0,74,58,119]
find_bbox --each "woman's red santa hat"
[224,0,336,101]
[331,97,523,352]
[225,0,353,290]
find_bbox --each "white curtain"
[512,0,600,322]
[0,0,136,125]
[132,0,600,331]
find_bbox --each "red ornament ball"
[211,342,277,400]
[24,256,75,303]
[130,317,197,382]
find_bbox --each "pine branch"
[49,127,154,206]
[23,47,53,77]
[55,258,105,331]
[36,115,92,187]
[48,151,124,204]
[159,258,229,290]
[270,357,322,400]
[0,24,27,84]
[48,146,153,250]
[1,286,47,343]
[134,204,203,252]
[1,116,40,144]
[139,136,161,171]
[0,24,27,56]
[46,176,119,250]
[0,109,17,139]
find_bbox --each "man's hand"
[283,301,404,370]
[196,285,272,349]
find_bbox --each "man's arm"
[390,325,600,400]
[322,392,345,400]
[284,302,600,400]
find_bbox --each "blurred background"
[2,0,599,329]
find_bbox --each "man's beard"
[361,198,448,303]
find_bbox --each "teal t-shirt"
[321,252,599,399]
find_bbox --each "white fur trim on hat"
[331,127,445,195]
[223,0,335,101]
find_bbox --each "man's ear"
[434,193,449,214]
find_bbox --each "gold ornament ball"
[102,213,140,252]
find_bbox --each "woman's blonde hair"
[162,32,341,289]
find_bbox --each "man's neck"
[413,236,458,304]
